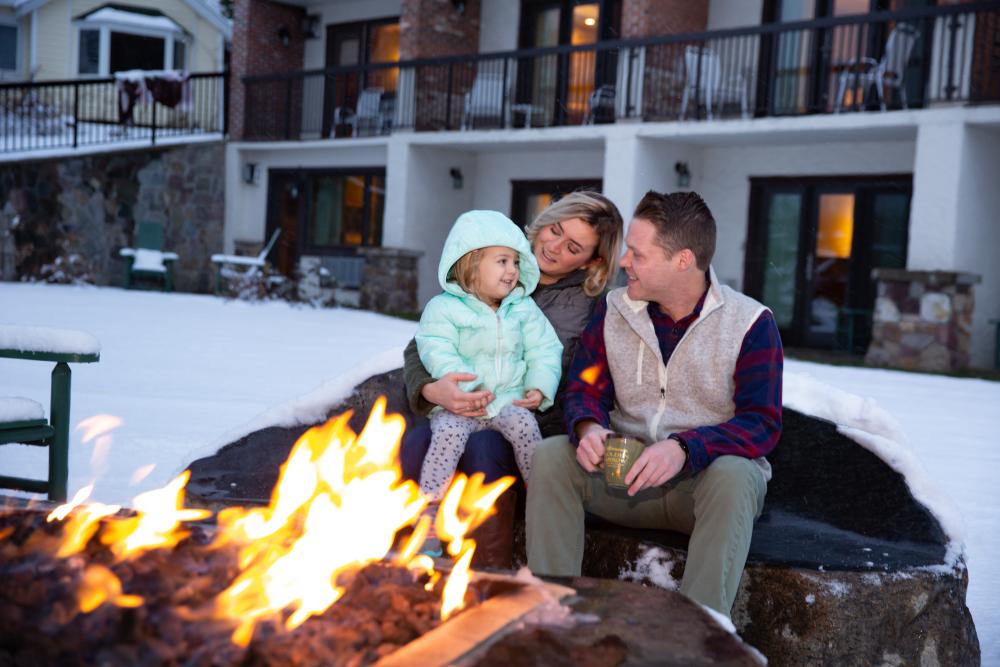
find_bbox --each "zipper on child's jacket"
[494,311,502,380]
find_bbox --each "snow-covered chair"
[0,325,101,502]
[210,228,281,295]
[461,68,513,130]
[119,221,179,291]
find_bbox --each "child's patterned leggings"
[420,404,540,501]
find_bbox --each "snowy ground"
[2,282,998,663]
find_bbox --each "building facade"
[223,0,1000,368]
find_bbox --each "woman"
[400,191,624,567]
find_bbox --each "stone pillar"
[866,269,981,372]
[229,0,307,140]
[358,247,424,315]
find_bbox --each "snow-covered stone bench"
[0,325,100,501]
[184,365,981,666]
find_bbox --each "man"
[526,190,782,619]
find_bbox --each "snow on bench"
[0,324,101,357]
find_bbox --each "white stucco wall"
[479,0,519,54]
[224,141,388,251]
[305,0,402,71]
[471,146,604,217]
[699,138,915,289]
[387,143,478,306]
[953,125,1000,368]
[908,121,965,270]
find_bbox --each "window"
[307,173,384,250]
[110,32,165,72]
[172,41,186,70]
[75,7,188,76]
[0,24,17,72]
[78,29,100,74]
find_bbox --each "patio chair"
[336,87,389,137]
[834,23,920,113]
[119,221,178,291]
[210,228,281,295]
[0,324,100,502]
[585,83,617,124]
[679,46,749,120]
[461,68,513,130]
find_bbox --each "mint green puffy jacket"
[416,210,563,418]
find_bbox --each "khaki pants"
[525,435,767,618]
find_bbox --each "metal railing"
[241,1,999,141]
[0,71,227,155]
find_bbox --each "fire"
[99,471,211,559]
[580,363,601,385]
[77,564,143,613]
[44,397,513,644]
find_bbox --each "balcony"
[0,72,227,156]
[240,2,999,142]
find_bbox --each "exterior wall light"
[675,161,691,189]
[449,167,464,189]
[242,162,258,185]
[277,26,291,47]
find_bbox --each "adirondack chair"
[0,325,101,502]
[210,228,282,295]
[119,221,179,291]
[679,46,750,120]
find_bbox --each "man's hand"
[420,373,494,417]
[512,388,543,410]
[575,422,612,473]
[623,438,687,496]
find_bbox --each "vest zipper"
[649,362,668,442]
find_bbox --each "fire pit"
[0,399,575,666]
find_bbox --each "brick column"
[229,0,307,140]
[621,0,709,120]
[400,0,481,130]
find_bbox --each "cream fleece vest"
[604,268,772,479]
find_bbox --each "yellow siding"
[29,0,226,80]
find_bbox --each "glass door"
[746,177,911,351]
[266,172,302,278]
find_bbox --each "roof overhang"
[15,0,231,41]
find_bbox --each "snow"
[0,397,44,422]
[0,324,101,355]
[0,282,997,663]
[83,8,184,35]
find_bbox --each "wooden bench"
[0,326,101,502]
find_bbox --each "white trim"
[73,19,193,76]
[14,0,231,41]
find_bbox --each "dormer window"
[74,4,190,76]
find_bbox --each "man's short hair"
[633,191,716,270]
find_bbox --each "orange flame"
[580,363,601,385]
[45,397,512,641]
[99,471,210,559]
[78,564,143,613]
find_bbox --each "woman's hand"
[420,372,494,417]
[512,389,543,410]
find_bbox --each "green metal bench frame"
[0,347,100,501]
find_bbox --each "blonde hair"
[525,190,623,297]
[451,248,484,294]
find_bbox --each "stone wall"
[358,247,423,315]
[0,142,225,293]
[866,269,981,372]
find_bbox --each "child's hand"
[513,389,543,410]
